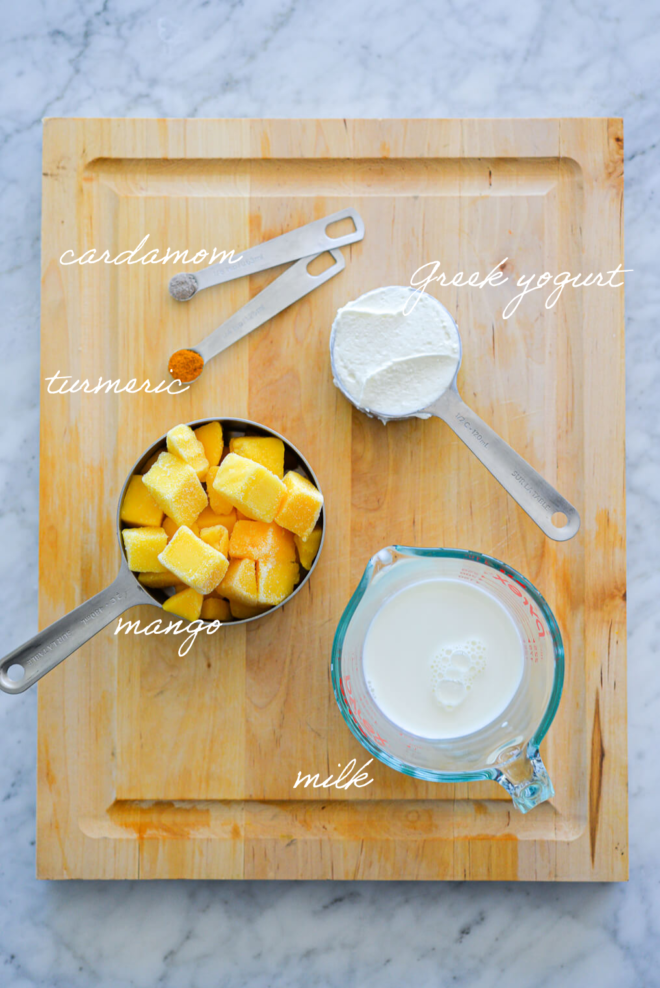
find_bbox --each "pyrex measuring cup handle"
[0,567,146,694]
[493,744,555,814]
[430,387,580,541]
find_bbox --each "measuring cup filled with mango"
[0,420,324,693]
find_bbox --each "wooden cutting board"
[37,118,626,880]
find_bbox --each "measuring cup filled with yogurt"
[331,546,563,813]
[330,287,580,542]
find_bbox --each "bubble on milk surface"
[430,639,486,710]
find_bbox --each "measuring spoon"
[169,208,364,301]
[169,249,345,382]
[330,289,580,542]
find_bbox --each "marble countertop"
[1,0,659,985]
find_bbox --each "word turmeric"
[168,349,204,383]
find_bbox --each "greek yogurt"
[330,286,460,418]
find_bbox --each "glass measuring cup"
[331,546,563,813]
[0,418,324,694]
[329,288,580,542]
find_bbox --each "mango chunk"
[218,557,259,605]
[120,475,164,527]
[122,527,168,572]
[138,572,186,589]
[143,452,208,527]
[229,436,285,479]
[275,471,323,540]
[167,423,209,479]
[201,596,231,622]
[200,524,229,558]
[158,525,229,594]
[229,520,296,562]
[257,559,300,606]
[162,587,203,622]
[209,584,228,599]
[230,600,271,620]
[162,516,199,541]
[194,422,223,469]
[295,526,323,569]
[205,465,234,514]
[197,505,237,534]
[212,453,285,524]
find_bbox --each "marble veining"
[1,0,659,985]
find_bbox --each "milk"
[363,578,524,739]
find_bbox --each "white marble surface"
[1,0,659,985]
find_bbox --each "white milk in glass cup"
[331,546,564,813]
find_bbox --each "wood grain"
[37,118,626,880]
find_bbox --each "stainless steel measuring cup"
[330,288,580,542]
[0,418,324,694]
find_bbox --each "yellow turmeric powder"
[168,349,204,383]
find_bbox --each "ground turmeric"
[168,349,204,383]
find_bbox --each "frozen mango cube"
[196,505,237,534]
[120,475,164,527]
[162,516,199,541]
[229,436,285,479]
[143,452,208,527]
[194,422,223,469]
[218,558,259,605]
[138,571,186,589]
[201,596,231,622]
[295,526,323,569]
[158,525,229,594]
[213,453,285,524]
[257,559,300,606]
[230,600,271,619]
[205,465,234,514]
[162,587,203,622]
[275,471,323,540]
[200,524,229,558]
[167,423,209,480]
[122,527,168,573]
[229,520,296,562]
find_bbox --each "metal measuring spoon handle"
[172,249,345,381]
[0,566,147,693]
[169,208,364,300]
[430,386,580,541]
